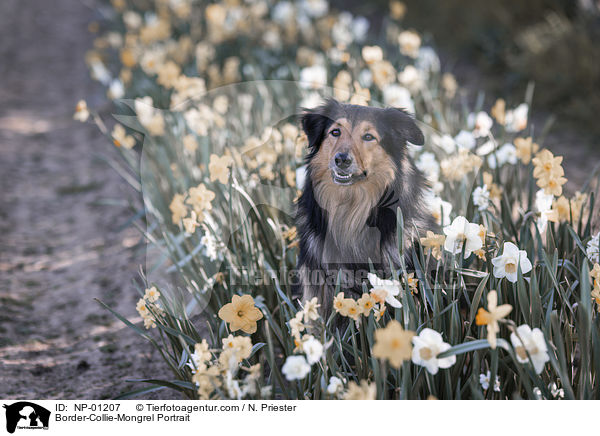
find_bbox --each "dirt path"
[0,0,177,399]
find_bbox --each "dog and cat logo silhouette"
[3,402,50,433]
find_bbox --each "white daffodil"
[488,143,518,169]
[443,216,483,258]
[368,273,402,308]
[382,84,414,113]
[586,232,599,264]
[327,376,344,395]
[411,328,456,375]
[424,190,452,226]
[302,336,324,364]
[433,133,456,154]
[281,355,311,381]
[454,130,476,150]
[510,324,549,374]
[300,64,327,89]
[472,185,490,211]
[505,103,528,132]
[479,371,501,392]
[491,242,532,283]
[468,111,493,138]
[535,189,557,233]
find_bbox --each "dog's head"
[301,99,424,190]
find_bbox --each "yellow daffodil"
[372,320,415,368]
[420,231,445,260]
[302,297,320,323]
[343,380,376,400]
[182,210,201,234]
[514,137,539,164]
[357,293,376,315]
[209,153,233,184]
[333,292,349,316]
[144,286,160,303]
[186,183,215,213]
[169,193,187,224]
[491,98,506,125]
[218,294,263,334]
[112,124,135,149]
[590,263,600,286]
[475,290,512,349]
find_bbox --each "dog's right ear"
[301,99,339,150]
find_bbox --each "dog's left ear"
[301,99,339,150]
[382,107,424,146]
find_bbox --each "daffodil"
[491,98,506,125]
[475,290,512,349]
[302,335,324,364]
[411,328,456,374]
[221,334,252,362]
[73,100,90,122]
[209,153,233,184]
[281,355,311,381]
[514,137,539,164]
[420,231,445,260]
[343,380,376,400]
[368,273,402,308]
[112,124,135,149]
[182,210,200,234]
[479,371,501,392]
[443,216,483,258]
[183,134,198,153]
[491,242,532,283]
[510,324,549,374]
[186,183,215,213]
[372,320,415,368]
[218,294,263,334]
[333,292,349,316]
[327,376,344,395]
[398,30,421,58]
[169,193,187,224]
[357,293,376,315]
[143,286,160,303]
[532,149,567,196]
[302,297,320,323]
[289,311,305,338]
[468,111,493,138]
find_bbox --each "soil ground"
[0,0,179,399]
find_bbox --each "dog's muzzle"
[331,152,366,185]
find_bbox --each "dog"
[295,99,436,313]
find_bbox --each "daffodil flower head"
[218,294,264,334]
[443,216,483,258]
[368,272,402,308]
[411,328,456,374]
[491,241,532,283]
[475,290,512,349]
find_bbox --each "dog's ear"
[301,99,339,149]
[382,107,424,146]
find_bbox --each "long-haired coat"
[295,99,436,312]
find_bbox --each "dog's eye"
[362,133,375,141]
[330,128,341,137]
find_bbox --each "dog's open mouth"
[331,169,366,186]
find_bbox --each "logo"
[2,402,50,434]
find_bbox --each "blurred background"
[346,0,600,136]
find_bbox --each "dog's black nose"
[334,152,352,170]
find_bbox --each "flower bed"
[78,0,600,399]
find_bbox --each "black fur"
[294,99,436,312]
